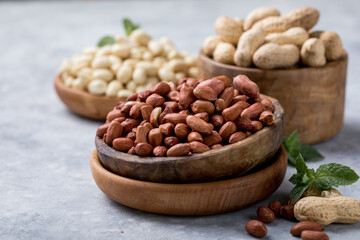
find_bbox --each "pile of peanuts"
[203,7,344,69]
[96,75,275,157]
[245,200,329,240]
[58,29,198,98]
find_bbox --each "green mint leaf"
[295,154,314,179]
[283,130,324,165]
[283,131,300,157]
[314,163,359,190]
[298,143,324,162]
[97,36,115,47]
[288,154,315,199]
[290,181,313,202]
[123,18,140,36]
[288,154,297,165]
[289,173,303,185]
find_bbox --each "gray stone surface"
[1,0,360,239]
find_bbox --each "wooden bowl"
[90,145,287,215]
[198,51,348,144]
[95,95,284,183]
[54,75,126,120]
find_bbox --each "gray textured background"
[1,0,360,239]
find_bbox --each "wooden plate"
[198,50,348,144]
[96,95,284,183]
[54,75,126,120]
[90,145,287,215]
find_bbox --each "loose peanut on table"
[203,6,344,69]
[97,75,276,157]
[58,30,198,97]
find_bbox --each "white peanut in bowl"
[58,29,199,99]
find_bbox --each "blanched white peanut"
[77,67,92,81]
[188,67,199,78]
[106,80,123,97]
[58,60,72,73]
[136,61,157,76]
[108,55,122,65]
[175,72,186,82]
[92,69,114,82]
[130,47,142,60]
[96,45,112,56]
[167,49,181,60]
[148,40,163,56]
[142,51,153,61]
[185,55,197,67]
[91,56,111,69]
[112,44,131,58]
[159,37,173,46]
[72,77,89,90]
[71,54,92,73]
[117,89,133,98]
[64,76,74,87]
[111,62,121,73]
[126,81,138,92]
[61,72,71,80]
[132,68,147,85]
[116,65,132,84]
[147,77,159,84]
[83,46,98,55]
[168,59,187,72]
[130,29,151,46]
[122,59,138,68]
[88,79,107,95]
[162,43,176,56]
[158,67,175,82]
[153,57,166,69]
[59,29,198,97]
[114,34,130,44]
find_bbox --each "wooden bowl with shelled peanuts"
[54,28,199,121]
[90,74,287,215]
[54,75,126,120]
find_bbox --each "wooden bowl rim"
[54,74,126,102]
[91,145,287,187]
[96,94,284,164]
[199,50,348,73]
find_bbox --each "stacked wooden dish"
[54,75,125,120]
[90,96,287,215]
[198,51,348,144]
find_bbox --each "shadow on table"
[314,122,360,155]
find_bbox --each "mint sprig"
[97,36,115,47]
[97,18,140,47]
[289,154,359,202]
[123,18,140,36]
[282,131,324,165]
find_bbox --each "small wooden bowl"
[90,145,287,215]
[198,51,348,144]
[96,95,284,183]
[54,75,126,120]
